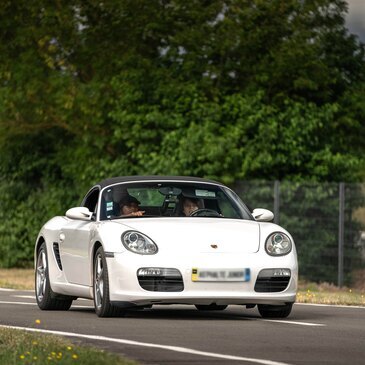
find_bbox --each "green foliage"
[0,0,364,267]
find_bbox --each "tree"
[0,0,364,267]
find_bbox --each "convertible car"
[35,176,298,318]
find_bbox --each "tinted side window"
[83,189,99,214]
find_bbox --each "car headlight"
[121,231,158,255]
[265,232,292,256]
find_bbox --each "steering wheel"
[190,209,221,217]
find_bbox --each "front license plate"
[191,268,250,282]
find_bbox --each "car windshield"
[99,181,253,221]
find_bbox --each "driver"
[119,195,145,217]
[182,197,200,216]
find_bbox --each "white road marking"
[0,301,36,306]
[14,295,35,299]
[1,325,293,365]
[244,317,325,327]
[0,288,33,292]
[295,303,365,309]
[259,319,325,327]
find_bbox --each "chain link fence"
[232,181,365,288]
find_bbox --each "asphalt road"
[1,288,364,365]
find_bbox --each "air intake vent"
[137,268,184,292]
[254,276,290,292]
[53,242,63,270]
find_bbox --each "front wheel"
[257,303,293,318]
[35,243,73,310]
[93,247,125,317]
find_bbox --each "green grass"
[0,327,138,365]
[297,280,365,306]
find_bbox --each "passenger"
[119,195,145,217]
[182,197,200,216]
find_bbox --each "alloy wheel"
[36,249,47,302]
[94,253,104,309]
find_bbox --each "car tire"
[195,304,228,311]
[35,243,73,310]
[257,303,293,318]
[93,246,125,317]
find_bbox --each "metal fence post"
[338,182,345,287]
[274,180,280,225]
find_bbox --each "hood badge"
[210,244,218,249]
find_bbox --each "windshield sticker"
[195,189,216,198]
[106,201,114,211]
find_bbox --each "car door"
[59,188,100,286]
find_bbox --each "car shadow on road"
[70,305,261,321]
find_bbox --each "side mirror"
[252,208,274,222]
[66,207,93,221]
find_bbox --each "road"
[1,288,364,365]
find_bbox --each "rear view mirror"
[66,207,93,221]
[252,208,274,222]
[158,187,182,196]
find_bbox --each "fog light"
[258,268,291,278]
[138,268,162,276]
[273,269,291,277]
[137,268,181,277]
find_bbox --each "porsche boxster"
[35,176,298,318]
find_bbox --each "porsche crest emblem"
[210,244,218,249]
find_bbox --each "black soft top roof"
[95,175,223,189]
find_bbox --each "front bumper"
[107,251,298,307]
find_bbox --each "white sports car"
[35,176,298,318]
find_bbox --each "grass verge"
[0,327,138,365]
[0,268,35,290]
[297,280,365,306]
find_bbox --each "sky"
[346,0,365,42]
